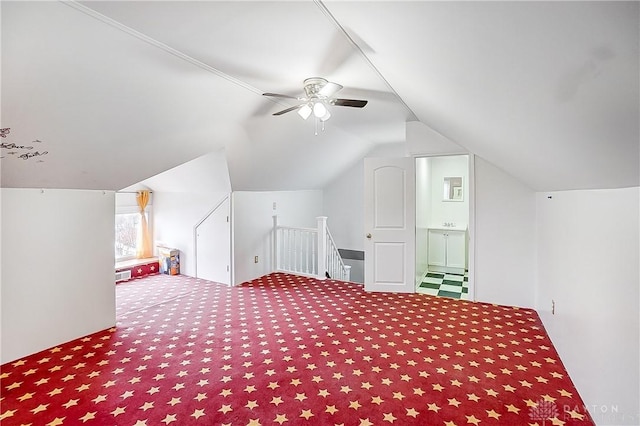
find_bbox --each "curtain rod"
[117,191,153,194]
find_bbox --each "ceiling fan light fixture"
[313,101,328,118]
[319,109,331,122]
[298,104,312,120]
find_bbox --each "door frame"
[414,153,475,301]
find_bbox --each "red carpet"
[1,273,594,425]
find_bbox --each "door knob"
[366,233,372,239]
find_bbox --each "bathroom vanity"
[427,226,467,275]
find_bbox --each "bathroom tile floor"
[417,271,469,300]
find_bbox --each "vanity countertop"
[428,225,468,232]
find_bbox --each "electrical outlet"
[272,202,277,210]
[552,300,555,315]
[254,256,259,263]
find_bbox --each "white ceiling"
[2,1,638,192]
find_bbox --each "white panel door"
[364,158,415,293]
[196,197,231,285]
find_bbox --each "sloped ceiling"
[2,1,637,192]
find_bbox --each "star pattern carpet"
[1,273,594,425]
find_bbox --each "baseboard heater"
[115,270,132,282]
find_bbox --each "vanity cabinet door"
[427,230,446,266]
[446,231,466,269]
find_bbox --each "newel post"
[316,216,328,280]
[273,215,279,272]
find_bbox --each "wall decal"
[0,128,50,162]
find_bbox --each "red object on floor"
[0,273,594,425]
[116,261,159,283]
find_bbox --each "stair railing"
[273,215,351,281]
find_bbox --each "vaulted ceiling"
[2,1,638,192]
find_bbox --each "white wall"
[474,156,536,307]
[1,188,116,364]
[536,187,639,425]
[429,155,469,227]
[153,191,228,277]
[232,190,323,285]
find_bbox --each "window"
[115,212,140,260]
[115,206,151,261]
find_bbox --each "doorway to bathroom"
[415,154,474,300]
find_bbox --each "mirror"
[443,177,463,201]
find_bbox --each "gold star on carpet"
[413,388,425,396]
[536,376,549,384]
[444,422,456,426]
[47,417,65,426]
[427,403,440,412]
[359,419,373,426]
[558,389,573,398]
[6,381,22,390]
[485,388,498,397]
[466,414,481,425]
[300,409,314,420]
[290,378,302,386]
[505,404,520,413]
[76,383,90,392]
[167,397,181,406]
[190,409,205,419]
[550,418,566,426]
[371,396,384,405]
[111,407,126,416]
[140,402,154,411]
[80,411,96,422]
[12,359,26,367]
[519,380,533,388]
[406,408,419,418]
[486,409,501,419]
[244,385,257,393]
[524,399,538,407]
[120,390,134,399]
[246,400,259,410]
[566,409,585,420]
[468,375,480,383]
[18,392,35,401]
[432,383,444,392]
[448,398,461,407]
[294,393,307,402]
[340,385,352,393]
[361,382,373,390]
[63,399,79,408]
[0,410,16,420]
[467,393,480,402]
[92,395,107,403]
[31,404,49,414]
[318,389,330,397]
[219,404,232,414]
[267,382,279,390]
[503,384,516,392]
[271,396,284,406]
[393,392,405,400]
[274,414,288,424]
[161,414,177,425]
[103,380,116,388]
[383,412,397,423]
[349,400,362,410]
[325,405,338,414]
[194,393,207,401]
[450,379,462,387]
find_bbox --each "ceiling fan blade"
[331,98,368,108]
[318,82,343,97]
[272,104,303,116]
[263,92,300,100]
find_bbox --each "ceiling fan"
[263,77,368,123]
